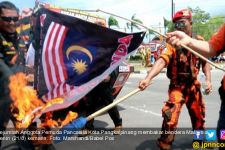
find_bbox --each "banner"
[40,2,106,26]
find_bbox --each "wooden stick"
[87,88,141,121]
[96,9,161,36]
[96,9,225,72]
[181,44,225,72]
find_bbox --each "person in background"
[20,8,32,19]
[0,1,35,149]
[166,23,225,150]
[83,68,123,135]
[139,9,212,150]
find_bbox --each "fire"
[40,111,78,128]
[9,73,44,129]
[9,73,78,130]
[40,112,58,128]
[60,111,78,127]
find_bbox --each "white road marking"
[119,103,161,117]
[125,81,132,84]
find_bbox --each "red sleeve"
[209,24,225,53]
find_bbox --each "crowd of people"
[0,1,224,150]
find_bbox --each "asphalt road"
[1,69,224,150]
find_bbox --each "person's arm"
[145,58,166,81]
[188,38,217,57]
[166,31,217,57]
[202,61,212,94]
[139,58,166,90]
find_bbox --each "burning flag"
[33,7,145,113]
[9,73,79,129]
[9,72,44,129]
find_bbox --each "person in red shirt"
[166,23,225,150]
[139,9,212,150]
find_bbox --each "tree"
[190,7,224,40]
[108,16,119,28]
[192,16,224,40]
[126,14,143,33]
[145,29,155,42]
[165,7,224,40]
[188,6,210,24]
[163,16,174,33]
[163,17,174,33]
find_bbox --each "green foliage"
[163,17,170,28]
[129,54,142,61]
[164,7,225,40]
[108,16,119,28]
[163,16,174,32]
[188,6,210,23]
[165,21,175,32]
[127,14,143,33]
[190,6,224,40]
[145,29,155,42]
[192,16,224,40]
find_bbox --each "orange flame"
[9,73,44,129]
[9,73,78,130]
[40,111,78,128]
[40,112,59,128]
[60,111,78,128]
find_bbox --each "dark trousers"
[217,103,225,150]
[0,97,11,147]
[0,60,13,148]
[217,84,225,150]
[85,81,122,129]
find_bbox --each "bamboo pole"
[181,44,225,72]
[87,88,140,121]
[96,9,225,72]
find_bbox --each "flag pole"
[87,88,140,121]
[54,87,145,144]
[96,9,225,72]
[86,81,152,121]
[53,88,139,144]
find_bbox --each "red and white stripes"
[42,22,73,101]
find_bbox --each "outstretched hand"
[166,31,191,47]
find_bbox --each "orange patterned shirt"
[160,34,204,85]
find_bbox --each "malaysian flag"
[34,8,145,112]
